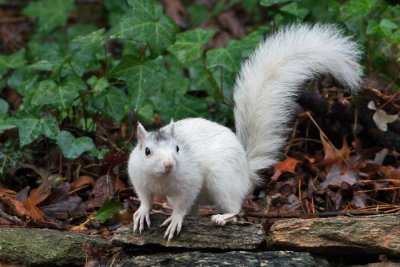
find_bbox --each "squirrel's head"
[135,121,180,176]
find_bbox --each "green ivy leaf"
[104,0,129,28]
[367,20,380,35]
[260,0,297,7]
[70,28,106,50]
[206,29,265,73]
[206,29,265,102]
[340,0,379,19]
[115,0,177,54]
[168,29,215,64]
[87,76,109,95]
[0,118,16,134]
[0,98,8,116]
[17,116,58,146]
[280,2,309,19]
[67,29,106,76]
[67,24,98,40]
[22,0,75,32]
[100,87,128,122]
[150,69,209,121]
[110,56,166,111]
[56,130,95,159]
[379,19,398,37]
[0,50,26,70]
[90,147,109,160]
[206,47,240,73]
[0,50,26,78]
[94,197,123,223]
[31,76,85,110]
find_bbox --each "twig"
[384,66,400,94]
[247,210,385,219]
[302,111,352,167]
[355,187,400,193]
[284,117,299,156]
[379,92,400,109]
[360,179,400,184]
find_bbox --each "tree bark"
[112,213,265,250]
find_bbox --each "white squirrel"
[128,24,362,240]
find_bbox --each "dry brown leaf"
[0,187,26,217]
[273,157,301,174]
[379,166,400,180]
[87,175,116,209]
[318,133,351,168]
[23,183,51,221]
[271,157,301,181]
[71,175,96,191]
[41,183,85,221]
[321,164,357,189]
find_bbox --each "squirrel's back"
[233,24,362,184]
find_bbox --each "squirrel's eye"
[176,145,179,152]
[145,147,151,156]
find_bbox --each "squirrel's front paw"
[133,208,151,234]
[160,214,183,240]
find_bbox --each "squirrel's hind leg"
[211,213,237,225]
[206,165,250,226]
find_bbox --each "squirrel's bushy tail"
[233,24,362,185]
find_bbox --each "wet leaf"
[94,197,123,223]
[41,183,84,220]
[87,175,116,209]
[71,176,96,191]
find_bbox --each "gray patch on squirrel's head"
[148,129,171,143]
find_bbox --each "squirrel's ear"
[168,119,175,135]
[137,122,148,145]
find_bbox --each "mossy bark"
[0,227,111,266]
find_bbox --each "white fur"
[128,24,362,239]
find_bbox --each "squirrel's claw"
[162,215,183,240]
[133,208,151,234]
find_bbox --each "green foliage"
[168,29,215,64]
[16,116,58,147]
[0,0,399,164]
[0,140,32,180]
[56,131,95,160]
[22,0,75,32]
[115,0,177,54]
[110,56,167,112]
[94,197,124,223]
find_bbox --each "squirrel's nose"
[164,162,174,173]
